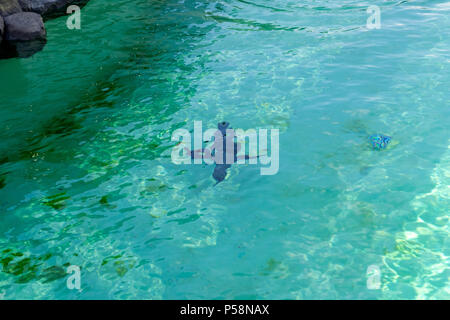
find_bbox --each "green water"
[0,0,449,299]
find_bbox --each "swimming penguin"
[187,121,255,185]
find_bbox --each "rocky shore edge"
[0,0,89,59]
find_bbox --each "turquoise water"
[0,0,449,299]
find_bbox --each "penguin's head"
[218,121,231,136]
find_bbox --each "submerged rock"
[0,0,22,17]
[0,38,46,58]
[19,0,89,19]
[4,12,45,41]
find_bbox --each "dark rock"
[1,12,46,58]
[19,0,89,19]
[0,15,4,43]
[4,12,45,41]
[0,0,22,17]
[0,0,90,59]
